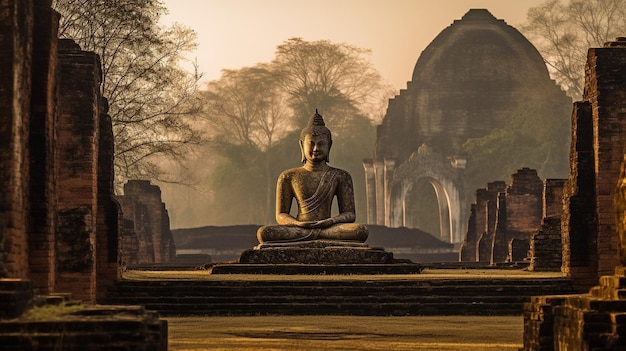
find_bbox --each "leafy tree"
[521,0,626,100]
[273,38,392,130]
[53,0,204,188]
[201,65,292,223]
[463,87,572,194]
[203,65,292,152]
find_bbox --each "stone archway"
[390,176,454,242]
[365,144,467,244]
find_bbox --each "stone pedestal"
[210,240,422,275]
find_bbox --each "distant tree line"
[52,0,626,231]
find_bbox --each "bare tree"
[53,0,204,188]
[522,0,626,100]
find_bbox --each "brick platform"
[0,305,167,351]
[523,266,626,350]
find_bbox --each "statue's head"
[299,109,332,163]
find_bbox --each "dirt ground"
[166,315,524,351]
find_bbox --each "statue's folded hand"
[296,221,317,228]
[296,219,333,229]
[311,218,334,228]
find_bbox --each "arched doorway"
[392,177,453,243]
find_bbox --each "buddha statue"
[257,110,369,244]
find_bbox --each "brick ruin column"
[95,99,122,301]
[27,0,59,295]
[118,180,176,266]
[492,168,543,264]
[586,39,626,277]
[523,38,626,351]
[459,204,477,261]
[461,182,504,262]
[55,39,102,303]
[0,0,33,279]
[475,181,506,263]
[561,102,597,287]
[560,36,626,286]
[529,179,565,272]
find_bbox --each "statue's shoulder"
[328,166,352,179]
[278,167,301,180]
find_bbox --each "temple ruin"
[117,180,176,267]
[524,37,626,350]
[0,0,120,304]
[364,9,571,244]
[0,1,167,348]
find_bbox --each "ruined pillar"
[543,179,566,219]
[492,168,543,264]
[490,192,507,264]
[523,38,626,350]
[473,181,506,263]
[528,179,565,272]
[374,160,385,225]
[0,0,33,279]
[383,158,396,227]
[118,180,176,265]
[586,39,626,276]
[55,39,102,303]
[561,101,596,287]
[27,0,59,294]
[560,38,626,285]
[362,159,376,224]
[471,190,490,262]
[95,99,122,301]
[459,204,477,261]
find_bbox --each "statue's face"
[302,134,331,163]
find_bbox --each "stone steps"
[108,277,577,316]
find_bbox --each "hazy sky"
[159,0,546,91]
